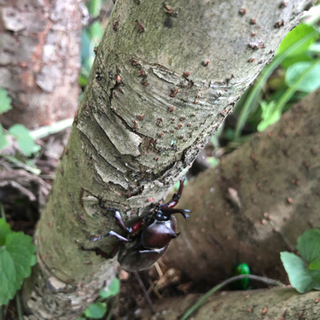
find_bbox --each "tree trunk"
[0,0,82,129]
[164,87,320,285]
[21,0,314,319]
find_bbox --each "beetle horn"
[161,207,191,220]
[174,209,190,220]
[171,230,179,238]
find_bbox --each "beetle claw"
[90,234,108,242]
[181,209,191,220]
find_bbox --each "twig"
[0,203,6,222]
[16,293,23,320]
[106,297,117,320]
[148,278,162,300]
[180,274,284,320]
[154,262,164,277]
[133,271,155,314]
[29,118,73,140]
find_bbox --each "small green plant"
[258,54,320,132]
[0,87,73,175]
[181,227,320,320]
[230,19,320,142]
[0,88,40,157]
[0,217,37,306]
[281,229,320,293]
[231,262,251,290]
[84,303,107,319]
[80,0,104,88]
[78,276,120,320]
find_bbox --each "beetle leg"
[98,199,133,233]
[166,176,185,208]
[138,248,165,254]
[113,211,133,233]
[160,177,191,219]
[81,242,122,259]
[108,230,131,242]
[91,230,131,242]
[81,246,110,259]
[90,234,108,242]
[109,242,122,258]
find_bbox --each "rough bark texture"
[164,88,320,284]
[136,288,320,320]
[22,1,314,319]
[0,0,82,129]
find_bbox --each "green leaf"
[84,302,107,319]
[89,0,102,17]
[310,270,320,290]
[0,219,13,246]
[0,88,12,114]
[281,229,320,293]
[281,53,313,69]
[8,124,40,156]
[236,263,250,275]
[79,74,88,87]
[81,29,94,71]
[0,248,17,305]
[0,232,37,306]
[108,276,120,295]
[231,263,251,290]
[280,252,314,293]
[297,229,320,265]
[90,22,103,42]
[206,157,220,167]
[308,42,320,54]
[309,259,320,271]
[285,61,320,93]
[234,28,319,140]
[277,24,317,57]
[99,277,120,298]
[257,101,282,132]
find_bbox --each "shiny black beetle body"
[117,217,177,271]
[90,177,190,271]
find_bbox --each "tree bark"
[0,0,82,129]
[21,1,314,319]
[164,87,320,284]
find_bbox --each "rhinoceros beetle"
[87,177,191,271]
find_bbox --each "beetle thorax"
[140,217,177,249]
